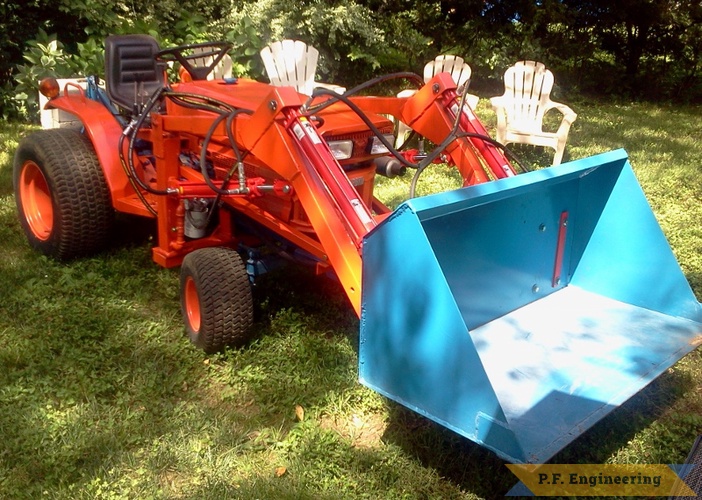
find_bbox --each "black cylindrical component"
[374,156,406,178]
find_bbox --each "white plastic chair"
[260,40,345,96]
[190,46,233,80]
[423,55,479,107]
[490,61,577,165]
[396,55,479,147]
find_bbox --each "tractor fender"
[44,95,133,200]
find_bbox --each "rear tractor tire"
[180,247,255,353]
[13,129,114,260]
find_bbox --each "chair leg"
[552,140,566,165]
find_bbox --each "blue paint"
[359,149,702,463]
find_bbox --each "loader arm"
[239,86,378,314]
[351,72,518,185]
[234,79,520,314]
[235,81,519,314]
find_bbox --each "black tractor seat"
[104,34,166,115]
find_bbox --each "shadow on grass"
[108,213,158,250]
[687,272,702,301]
[383,405,515,498]
[378,365,695,497]
[249,263,359,339]
[235,260,699,495]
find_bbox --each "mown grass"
[1,99,701,499]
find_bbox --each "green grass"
[1,100,702,499]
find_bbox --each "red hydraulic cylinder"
[284,112,377,247]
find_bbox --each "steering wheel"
[156,41,233,81]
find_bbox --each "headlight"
[327,140,354,160]
[369,134,395,155]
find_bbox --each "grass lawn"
[1,98,701,499]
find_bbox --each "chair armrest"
[466,93,480,110]
[545,100,577,124]
[544,100,577,138]
[397,88,418,98]
[489,96,509,143]
[314,82,346,94]
[489,95,508,111]
[489,96,509,125]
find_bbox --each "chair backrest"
[104,34,165,113]
[260,40,319,95]
[424,55,472,87]
[501,60,555,124]
[189,46,233,80]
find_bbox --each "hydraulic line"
[454,132,530,173]
[408,82,470,197]
[117,131,158,217]
[310,79,469,197]
[306,87,421,171]
[198,108,256,196]
[304,72,425,114]
[120,86,252,205]
[308,76,530,198]
[164,91,237,114]
[123,85,174,196]
[198,107,254,230]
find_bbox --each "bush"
[10,30,77,121]
[230,0,428,87]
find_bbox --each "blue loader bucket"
[359,149,702,464]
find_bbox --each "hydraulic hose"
[309,75,529,198]
[306,87,421,171]
[408,83,468,198]
[454,132,531,174]
[123,85,174,196]
[117,131,158,217]
[198,108,255,196]
[304,72,423,113]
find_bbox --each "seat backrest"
[260,40,319,95]
[501,60,554,124]
[104,34,165,113]
[424,55,472,87]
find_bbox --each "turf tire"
[180,247,255,353]
[13,129,114,260]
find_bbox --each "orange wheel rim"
[19,161,53,241]
[184,276,201,333]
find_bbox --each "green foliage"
[11,30,77,120]
[230,0,426,85]
[224,17,267,79]
[6,15,206,121]
[71,38,106,79]
[57,0,122,37]
[171,13,210,45]
[4,0,702,121]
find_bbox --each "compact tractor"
[15,35,702,463]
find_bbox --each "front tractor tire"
[180,247,255,353]
[13,129,114,260]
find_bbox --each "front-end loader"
[14,35,702,464]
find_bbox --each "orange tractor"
[15,35,702,463]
